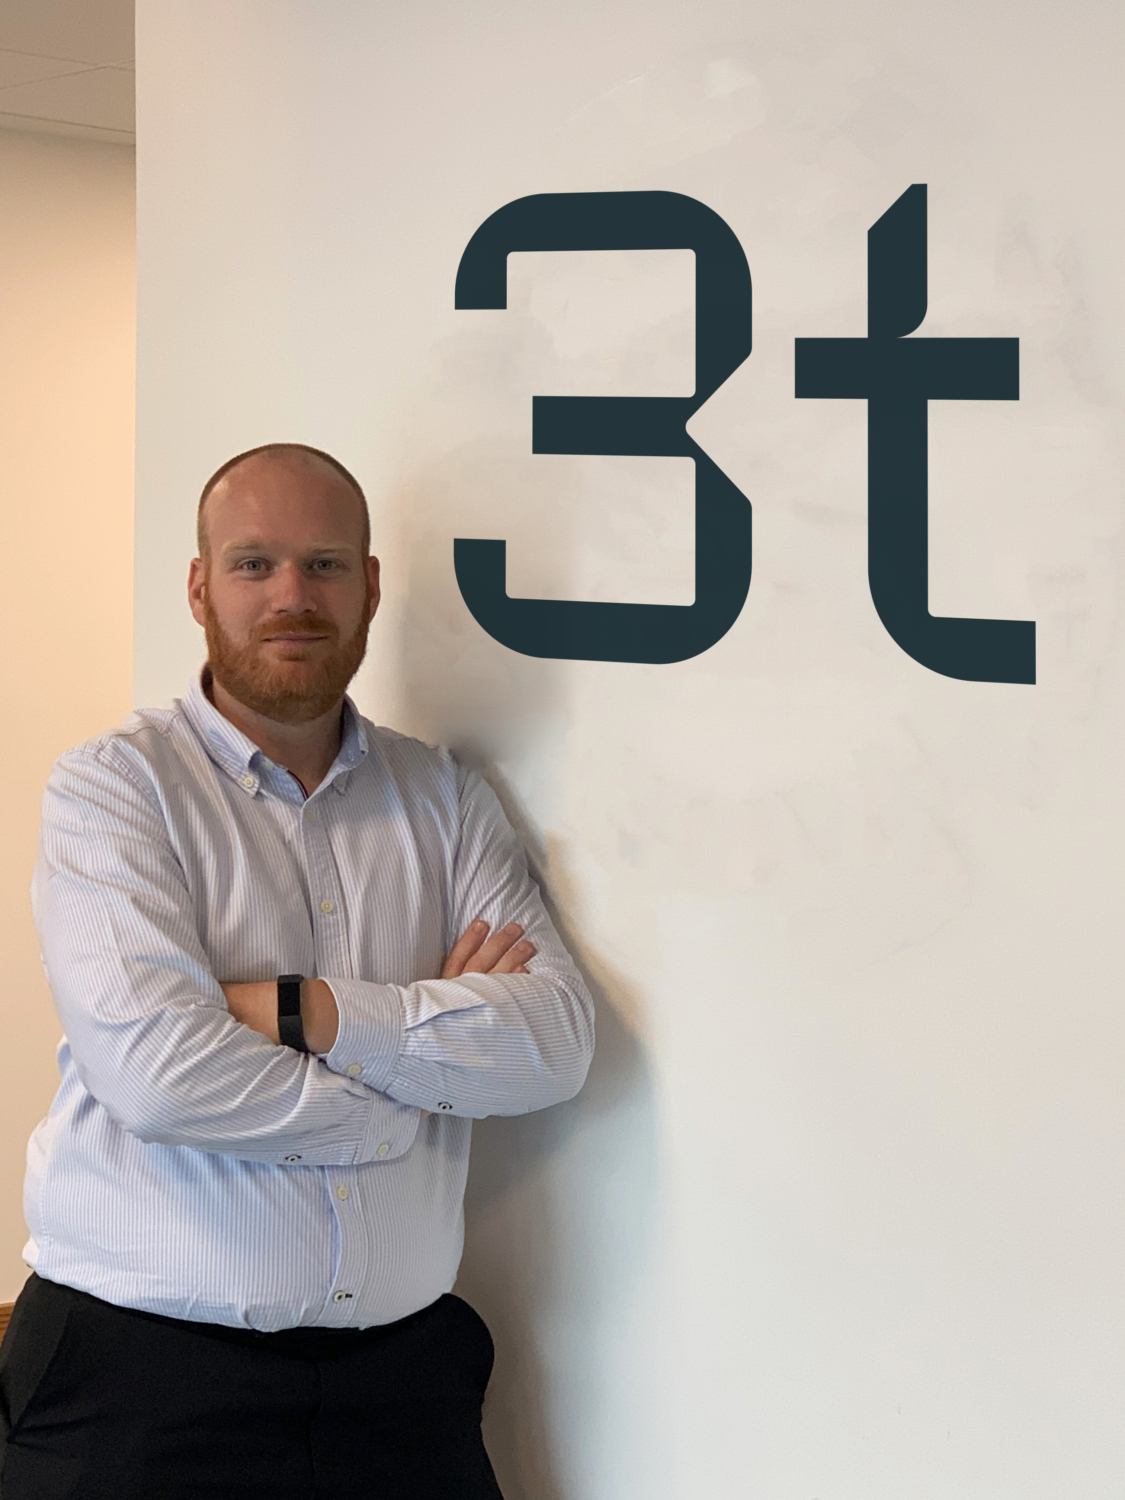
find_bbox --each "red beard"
[203,594,371,724]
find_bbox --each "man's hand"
[441,920,535,978]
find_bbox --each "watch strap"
[277,973,308,1052]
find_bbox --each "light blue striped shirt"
[25,676,594,1331]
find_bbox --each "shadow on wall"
[390,450,660,1500]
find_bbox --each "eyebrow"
[221,541,354,555]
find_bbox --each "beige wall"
[0,129,135,1301]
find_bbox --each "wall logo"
[454,185,1034,685]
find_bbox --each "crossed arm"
[34,744,594,1164]
[221,920,536,1052]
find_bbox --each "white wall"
[0,128,135,1301]
[135,3,1125,1497]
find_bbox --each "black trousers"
[0,1273,504,1499]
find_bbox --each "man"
[0,443,594,1500]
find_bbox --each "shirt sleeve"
[321,760,595,1118]
[32,744,419,1166]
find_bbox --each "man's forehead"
[206,458,366,542]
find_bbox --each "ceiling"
[0,0,134,145]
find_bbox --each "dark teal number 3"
[454,192,754,664]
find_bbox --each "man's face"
[187,456,380,724]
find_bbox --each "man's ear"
[187,556,208,627]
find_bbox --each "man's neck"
[205,672,345,797]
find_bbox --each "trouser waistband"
[24,1273,448,1353]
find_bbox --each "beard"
[203,593,371,725]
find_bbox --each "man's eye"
[237,559,268,573]
[311,559,342,572]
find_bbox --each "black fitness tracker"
[277,974,308,1052]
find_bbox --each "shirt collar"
[180,670,368,797]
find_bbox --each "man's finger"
[461,922,526,974]
[441,920,489,979]
[485,940,535,975]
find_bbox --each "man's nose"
[269,562,317,612]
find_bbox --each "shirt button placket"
[301,803,348,977]
[329,1173,366,1322]
[303,801,363,1323]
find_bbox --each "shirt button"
[320,899,335,914]
[332,1290,352,1303]
[303,807,314,822]
[284,1154,302,1163]
[335,1185,350,1200]
[376,1143,390,1158]
[437,1101,453,1111]
[242,775,256,791]
[346,1063,362,1077]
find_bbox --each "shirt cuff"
[320,979,404,1092]
[351,1084,422,1165]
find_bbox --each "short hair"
[196,442,370,557]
